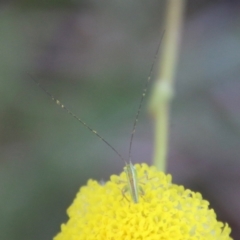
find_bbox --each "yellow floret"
[53,164,232,240]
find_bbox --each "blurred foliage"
[17,0,82,9]
[0,1,240,240]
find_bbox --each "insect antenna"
[128,31,165,162]
[29,74,126,163]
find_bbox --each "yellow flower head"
[54,164,232,240]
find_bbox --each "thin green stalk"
[149,0,185,171]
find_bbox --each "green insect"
[31,32,164,204]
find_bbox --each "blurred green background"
[0,1,240,239]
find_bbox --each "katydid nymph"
[31,32,164,204]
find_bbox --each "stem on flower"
[149,0,186,171]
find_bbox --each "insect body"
[123,161,144,203]
[31,32,164,204]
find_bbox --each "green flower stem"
[150,0,186,171]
